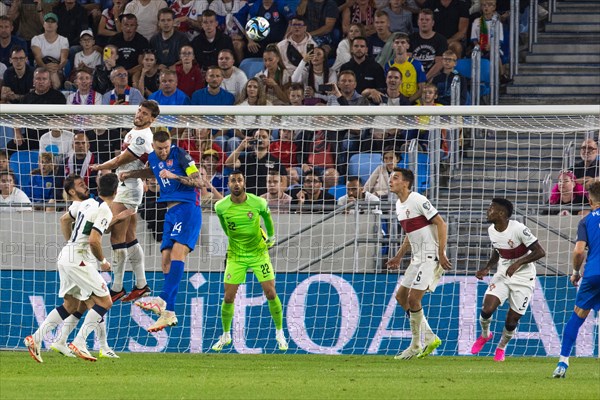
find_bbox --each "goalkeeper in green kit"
[212,170,288,351]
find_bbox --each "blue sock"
[162,260,185,312]
[560,312,586,358]
[159,272,170,304]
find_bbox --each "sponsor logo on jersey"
[135,137,145,146]
[405,209,410,218]
[247,212,254,219]
[159,162,164,168]
[508,239,515,248]
[523,228,531,237]
[423,201,431,210]
[167,160,173,167]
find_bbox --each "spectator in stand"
[39,128,74,163]
[422,0,469,58]
[124,0,168,41]
[470,0,509,83]
[412,83,448,154]
[1,47,34,104]
[0,171,32,212]
[179,128,226,167]
[409,9,448,80]
[385,33,426,104]
[338,175,380,210]
[231,78,273,151]
[574,139,600,188]
[7,67,66,152]
[364,149,400,198]
[191,65,235,105]
[277,15,317,76]
[27,152,65,210]
[380,0,413,35]
[171,0,206,41]
[245,0,293,58]
[138,177,167,241]
[224,128,287,195]
[172,44,204,98]
[101,66,144,105]
[148,70,191,105]
[292,45,336,104]
[210,0,249,63]
[92,43,119,94]
[202,149,229,195]
[0,16,28,67]
[323,167,346,200]
[290,169,336,213]
[331,23,366,74]
[108,14,150,74]
[150,8,190,69]
[542,170,589,216]
[256,44,291,105]
[340,36,385,94]
[368,11,394,60]
[219,49,247,98]
[8,0,49,47]
[198,164,224,206]
[86,128,124,164]
[286,166,302,192]
[342,0,376,37]
[97,0,126,46]
[132,49,161,98]
[296,0,339,46]
[261,170,292,212]
[31,13,69,90]
[430,50,468,105]
[64,132,97,191]
[0,152,9,173]
[52,0,89,55]
[288,82,305,106]
[191,10,235,72]
[295,127,338,175]
[269,128,298,169]
[72,30,102,76]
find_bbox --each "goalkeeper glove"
[266,235,276,248]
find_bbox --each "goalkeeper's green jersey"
[214,193,275,258]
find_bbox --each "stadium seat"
[239,58,265,79]
[455,58,491,97]
[348,153,382,185]
[9,151,39,189]
[398,153,429,194]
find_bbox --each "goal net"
[1,104,598,357]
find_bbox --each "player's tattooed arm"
[120,168,154,180]
[175,171,202,188]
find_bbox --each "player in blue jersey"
[553,181,600,378]
[119,130,202,332]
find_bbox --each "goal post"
[0,105,598,356]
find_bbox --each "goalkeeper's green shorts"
[224,252,274,284]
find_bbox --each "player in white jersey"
[471,198,545,362]
[24,174,133,363]
[92,100,160,303]
[386,168,452,360]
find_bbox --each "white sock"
[480,316,492,338]
[98,320,109,349]
[497,327,515,350]
[421,316,436,343]
[33,308,67,344]
[409,309,424,348]
[111,247,127,292]
[559,355,569,365]
[127,243,147,288]
[276,329,284,336]
[75,308,104,343]
[55,314,81,345]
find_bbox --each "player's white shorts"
[401,259,444,292]
[113,180,143,210]
[57,248,109,301]
[485,273,535,315]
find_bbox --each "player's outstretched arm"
[431,214,452,270]
[387,235,411,270]
[91,150,138,171]
[160,169,202,188]
[89,230,110,271]
[476,250,499,280]
[120,168,154,181]
[506,241,546,277]
[59,212,75,241]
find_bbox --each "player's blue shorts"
[161,202,202,252]
[575,275,600,312]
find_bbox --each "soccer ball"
[245,17,270,42]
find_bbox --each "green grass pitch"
[1,352,598,399]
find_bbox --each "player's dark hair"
[393,167,414,189]
[63,174,82,195]
[586,181,600,203]
[230,169,244,178]
[98,173,119,197]
[491,198,514,218]
[140,100,160,118]
[153,130,171,143]
[347,176,361,184]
